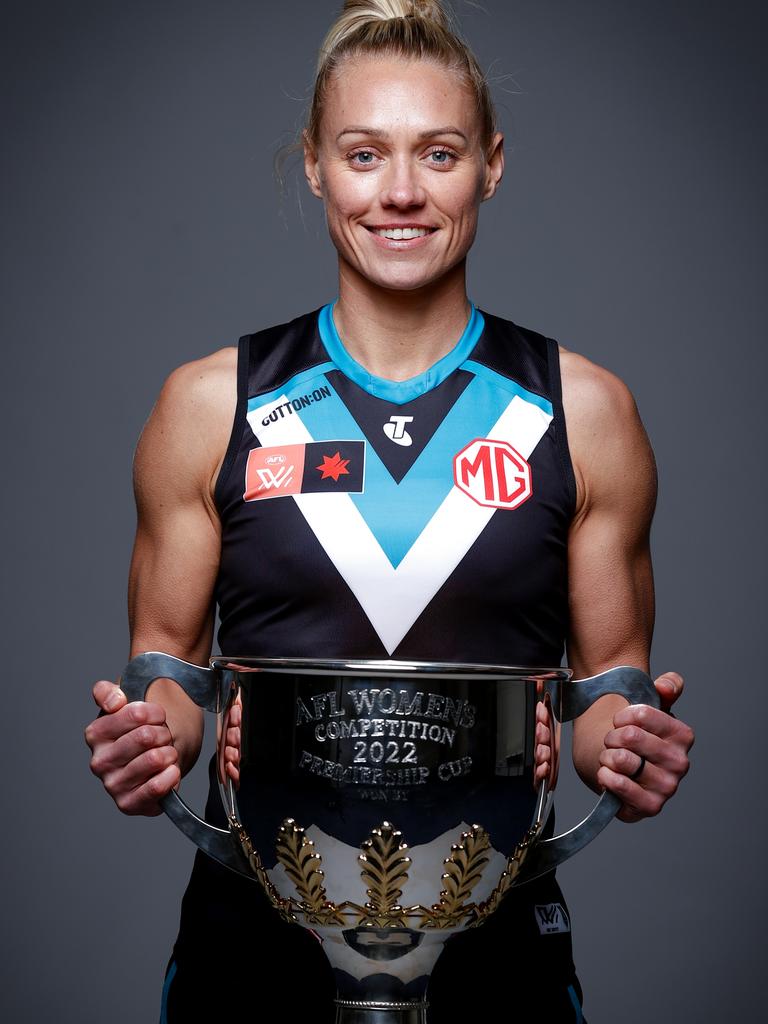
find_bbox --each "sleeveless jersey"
[170,303,583,1016]
[213,301,576,662]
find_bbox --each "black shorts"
[160,851,586,1022]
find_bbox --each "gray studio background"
[2,1,765,1021]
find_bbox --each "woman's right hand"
[85,680,181,816]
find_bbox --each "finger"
[115,764,181,816]
[599,746,645,778]
[599,748,681,796]
[108,722,174,768]
[224,744,240,766]
[103,744,179,794]
[225,726,241,748]
[603,723,690,776]
[87,701,169,745]
[535,721,551,745]
[90,721,173,779]
[597,765,669,820]
[225,761,240,785]
[612,703,693,747]
[92,680,127,713]
[654,671,684,713]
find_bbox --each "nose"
[379,156,426,210]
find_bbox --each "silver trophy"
[120,655,659,1023]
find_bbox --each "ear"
[303,131,324,199]
[481,131,505,202]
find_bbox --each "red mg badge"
[453,439,532,510]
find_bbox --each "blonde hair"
[305,0,497,153]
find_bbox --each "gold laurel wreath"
[231,816,540,931]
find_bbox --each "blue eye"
[351,151,376,165]
[427,148,457,166]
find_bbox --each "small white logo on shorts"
[383,415,414,447]
[535,903,571,935]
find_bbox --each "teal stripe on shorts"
[567,982,584,1022]
[159,960,177,1024]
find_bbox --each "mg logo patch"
[535,903,571,935]
[453,438,532,510]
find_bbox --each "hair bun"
[340,0,452,30]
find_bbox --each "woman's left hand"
[597,671,695,823]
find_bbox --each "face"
[304,56,504,293]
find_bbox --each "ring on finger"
[629,754,646,781]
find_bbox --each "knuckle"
[127,702,147,725]
[617,749,635,770]
[672,752,689,776]
[604,728,620,748]
[146,775,166,800]
[644,793,664,816]
[634,705,651,726]
[136,725,155,748]
[658,774,678,798]
[145,746,165,770]
[622,725,641,745]
[612,772,629,792]
[115,793,132,814]
[89,753,105,777]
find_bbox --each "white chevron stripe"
[247,395,552,654]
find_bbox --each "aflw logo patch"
[244,441,365,502]
[453,438,532,510]
[535,903,571,935]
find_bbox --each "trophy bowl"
[120,654,659,1023]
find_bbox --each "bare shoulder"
[134,346,238,506]
[558,344,657,519]
[558,344,638,431]
[159,345,238,413]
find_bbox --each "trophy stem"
[334,999,428,1024]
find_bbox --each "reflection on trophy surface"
[120,654,658,1023]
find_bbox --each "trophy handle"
[119,651,251,879]
[519,665,661,884]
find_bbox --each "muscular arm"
[561,351,659,801]
[127,348,237,774]
[564,358,656,678]
[85,347,238,815]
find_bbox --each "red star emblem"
[316,451,350,482]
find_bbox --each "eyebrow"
[336,125,470,144]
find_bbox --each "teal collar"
[317,300,485,405]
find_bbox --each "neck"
[333,262,472,381]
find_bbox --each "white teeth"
[374,227,429,240]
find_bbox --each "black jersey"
[166,303,584,1023]
[213,301,576,662]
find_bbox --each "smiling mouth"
[365,226,438,240]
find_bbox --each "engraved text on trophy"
[295,684,477,797]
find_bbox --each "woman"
[84,2,693,1020]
